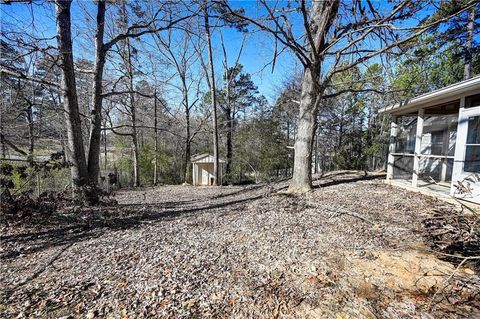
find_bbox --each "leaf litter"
[1,171,479,318]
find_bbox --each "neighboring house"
[380,76,480,204]
[191,153,226,186]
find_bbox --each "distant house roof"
[191,153,226,163]
[379,75,480,116]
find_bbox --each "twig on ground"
[428,254,480,309]
[323,206,374,224]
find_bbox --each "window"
[465,116,480,173]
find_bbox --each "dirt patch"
[350,250,455,295]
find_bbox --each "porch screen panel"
[465,116,480,173]
[465,94,480,109]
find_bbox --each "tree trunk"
[154,90,158,186]
[26,103,34,161]
[131,119,140,187]
[226,108,233,182]
[314,132,318,174]
[54,0,88,187]
[117,0,141,188]
[184,104,191,183]
[103,119,107,170]
[464,6,475,80]
[224,66,233,183]
[126,41,140,187]
[288,68,322,193]
[1,101,6,158]
[338,105,344,149]
[53,93,67,163]
[287,0,339,193]
[181,80,192,184]
[204,2,219,186]
[87,0,106,184]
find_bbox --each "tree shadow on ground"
[1,173,385,261]
[208,184,265,200]
[1,190,266,260]
[313,173,386,188]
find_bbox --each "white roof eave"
[379,76,480,116]
[191,154,226,163]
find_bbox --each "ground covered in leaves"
[1,171,479,318]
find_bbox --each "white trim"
[412,109,425,187]
[391,153,454,159]
[450,102,480,204]
[191,154,226,163]
[379,76,480,115]
[386,117,398,180]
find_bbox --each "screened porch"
[380,76,480,204]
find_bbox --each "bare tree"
[203,1,220,186]
[222,0,478,193]
[153,89,159,185]
[119,2,141,187]
[152,26,201,183]
[54,0,88,187]
[219,31,246,181]
[87,0,193,185]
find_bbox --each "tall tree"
[199,0,248,185]
[119,2,141,187]
[223,0,477,193]
[218,64,260,181]
[464,6,476,79]
[88,0,107,184]
[153,26,200,183]
[203,1,220,186]
[87,0,192,185]
[54,0,88,187]
[219,32,246,181]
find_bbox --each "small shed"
[191,153,226,186]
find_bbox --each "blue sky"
[2,1,477,107]
[0,1,298,104]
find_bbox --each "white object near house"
[191,153,226,186]
[379,76,480,204]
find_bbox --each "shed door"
[202,166,209,185]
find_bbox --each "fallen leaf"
[305,277,319,284]
[119,309,128,318]
[464,268,475,275]
[183,299,196,308]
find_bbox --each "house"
[191,153,226,186]
[379,76,480,204]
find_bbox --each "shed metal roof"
[379,76,480,116]
[191,153,226,163]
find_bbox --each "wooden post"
[386,116,398,180]
[451,96,468,195]
[412,108,425,187]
